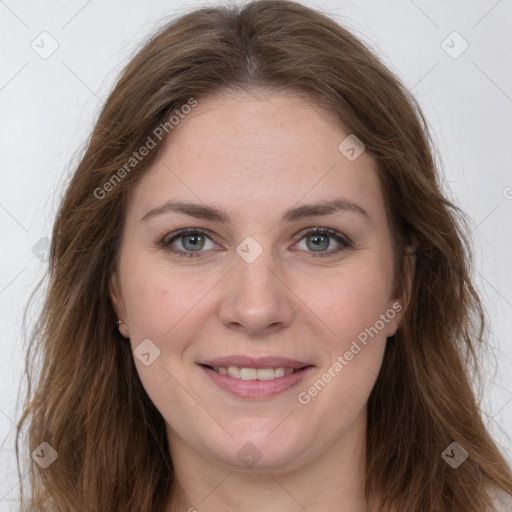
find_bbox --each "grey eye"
[297,233,340,252]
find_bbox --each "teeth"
[274,367,285,378]
[254,368,276,380]
[227,366,241,379]
[240,368,257,380]
[213,366,297,380]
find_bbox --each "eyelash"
[159,227,352,259]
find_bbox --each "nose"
[218,247,295,337]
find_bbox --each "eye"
[160,228,218,258]
[159,227,352,258]
[293,227,352,258]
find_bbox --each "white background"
[1,0,511,507]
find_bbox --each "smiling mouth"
[201,364,312,381]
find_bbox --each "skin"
[110,89,413,512]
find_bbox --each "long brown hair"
[15,1,512,510]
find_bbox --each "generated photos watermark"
[93,97,198,200]
[297,301,402,405]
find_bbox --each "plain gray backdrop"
[1,0,511,507]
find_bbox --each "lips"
[198,355,315,399]
[200,356,311,369]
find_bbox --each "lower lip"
[199,365,315,399]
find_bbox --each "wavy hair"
[15,1,512,510]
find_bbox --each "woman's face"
[111,89,408,472]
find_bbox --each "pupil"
[308,234,328,251]
[184,234,204,251]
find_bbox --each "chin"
[202,427,308,471]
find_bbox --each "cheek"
[294,288,388,444]
[294,262,392,403]
[306,261,394,343]
[120,265,212,428]
[123,280,172,340]
[121,256,206,342]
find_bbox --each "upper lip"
[199,356,313,369]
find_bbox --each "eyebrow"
[141,198,370,224]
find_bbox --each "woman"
[15,1,512,510]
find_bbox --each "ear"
[387,241,417,337]
[109,270,126,322]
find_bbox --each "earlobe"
[109,272,129,338]
[388,242,417,337]
[401,243,417,309]
[109,271,125,319]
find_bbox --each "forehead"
[126,89,384,224]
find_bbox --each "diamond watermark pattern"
[32,236,51,262]
[32,442,58,469]
[441,31,469,59]
[237,442,263,467]
[441,442,468,468]
[236,236,263,264]
[31,31,59,59]
[338,134,365,161]
[134,338,161,366]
